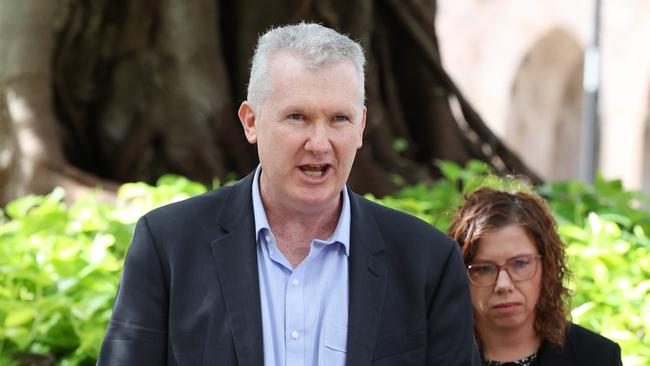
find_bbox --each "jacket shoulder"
[561,323,622,365]
[351,192,456,250]
[565,323,620,350]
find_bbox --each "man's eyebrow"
[270,106,303,119]
[278,105,307,114]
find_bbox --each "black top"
[481,323,622,366]
[536,323,622,366]
[485,352,537,365]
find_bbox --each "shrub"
[0,176,208,365]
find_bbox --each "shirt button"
[292,278,300,286]
[265,235,271,243]
[291,330,300,339]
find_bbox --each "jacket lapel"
[210,174,264,366]
[346,192,388,366]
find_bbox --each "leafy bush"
[0,162,648,365]
[0,176,209,365]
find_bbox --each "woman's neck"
[479,324,542,362]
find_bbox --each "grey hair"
[247,22,366,108]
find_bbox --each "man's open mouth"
[300,164,329,177]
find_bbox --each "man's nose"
[304,123,332,154]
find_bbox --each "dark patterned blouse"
[484,352,538,366]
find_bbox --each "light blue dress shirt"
[252,166,350,366]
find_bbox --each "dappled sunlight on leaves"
[0,175,213,365]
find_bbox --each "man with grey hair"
[98,22,479,365]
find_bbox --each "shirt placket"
[285,265,305,365]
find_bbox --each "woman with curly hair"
[448,187,621,365]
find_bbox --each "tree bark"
[0,0,540,206]
[0,0,118,205]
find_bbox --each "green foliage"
[0,163,648,365]
[0,176,208,365]
[367,160,535,231]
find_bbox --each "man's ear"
[357,106,367,149]
[238,101,257,144]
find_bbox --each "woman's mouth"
[493,302,520,310]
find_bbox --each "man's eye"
[333,115,349,122]
[288,113,304,120]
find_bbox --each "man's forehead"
[265,53,363,105]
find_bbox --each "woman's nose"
[493,267,514,293]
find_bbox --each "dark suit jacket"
[536,323,622,366]
[98,173,480,365]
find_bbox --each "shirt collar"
[251,165,350,256]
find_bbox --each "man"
[98,23,479,365]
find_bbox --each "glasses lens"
[507,255,538,281]
[467,264,498,286]
[467,255,540,286]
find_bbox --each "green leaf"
[4,308,35,327]
[437,160,462,182]
[5,195,44,219]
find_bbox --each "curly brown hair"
[447,187,571,348]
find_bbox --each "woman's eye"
[473,265,496,275]
[511,258,530,269]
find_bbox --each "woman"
[448,187,622,365]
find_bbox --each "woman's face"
[468,223,542,335]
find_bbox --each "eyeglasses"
[466,255,542,287]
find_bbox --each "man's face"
[239,52,366,213]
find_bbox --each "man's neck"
[478,322,542,362]
[262,194,342,268]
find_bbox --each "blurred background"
[436,0,650,194]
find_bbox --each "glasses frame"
[466,254,542,287]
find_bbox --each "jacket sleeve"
[97,216,169,365]
[426,242,481,365]
[612,343,623,366]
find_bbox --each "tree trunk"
[0,0,540,206]
[0,0,118,205]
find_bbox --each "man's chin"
[291,189,341,210]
